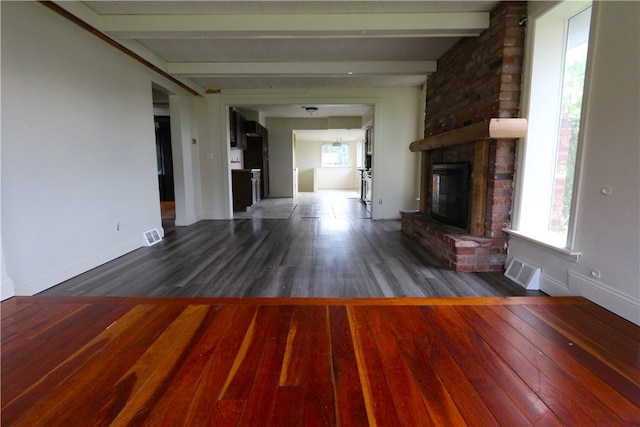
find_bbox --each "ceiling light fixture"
[304,106,318,115]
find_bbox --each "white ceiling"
[60,1,498,120]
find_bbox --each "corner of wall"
[1,246,16,300]
[568,270,640,326]
[12,238,141,296]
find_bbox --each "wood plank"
[328,306,368,426]
[539,304,640,366]
[347,306,403,426]
[140,304,239,426]
[385,305,501,426]
[103,305,212,426]
[419,305,553,426]
[0,298,36,320]
[419,150,429,212]
[207,400,246,427]
[470,139,489,236]
[279,306,314,387]
[1,301,88,348]
[217,306,276,401]
[1,302,131,404]
[302,306,335,426]
[507,305,640,408]
[575,302,640,343]
[485,305,640,422]
[240,306,294,426]
[271,387,305,427]
[525,304,640,386]
[1,304,156,412]
[457,305,629,425]
[409,118,528,152]
[4,303,184,426]
[175,305,258,426]
[365,306,439,426]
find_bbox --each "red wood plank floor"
[1,296,639,426]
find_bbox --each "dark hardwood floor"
[40,192,539,298]
[2,296,639,426]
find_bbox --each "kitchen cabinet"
[244,124,269,199]
[229,108,247,149]
[232,169,261,211]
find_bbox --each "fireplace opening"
[431,162,471,229]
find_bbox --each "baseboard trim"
[569,270,640,325]
[14,239,141,296]
[1,277,16,301]
[539,273,571,296]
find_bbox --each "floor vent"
[505,257,541,290]
[143,228,162,246]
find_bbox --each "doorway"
[153,87,176,234]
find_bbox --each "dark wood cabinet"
[244,127,269,199]
[232,169,261,211]
[229,108,247,149]
[244,120,264,137]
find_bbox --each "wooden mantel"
[410,118,528,152]
[411,118,527,237]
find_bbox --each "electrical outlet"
[378,198,383,205]
[116,222,121,231]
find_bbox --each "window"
[515,1,591,248]
[321,143,349,167]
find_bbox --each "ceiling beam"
[98,12,490,38]
[40,1,202,96]
[168,61,437,76]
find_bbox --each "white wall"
[295,138,359,191]
[268,118,332,195]
[510,1,640,324]
[169,94,202,226]
[209,86,423,219]
[1,2,200,296]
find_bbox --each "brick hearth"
[401,211,507,272]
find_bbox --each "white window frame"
[512,0,592,251]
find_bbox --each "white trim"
[504,228,581,262]
[539,273,571,296]
[511,1,592,248]
[569,270,640,326]
[1,277,16,301]
[13,239,141,296]
[1,247,16,300]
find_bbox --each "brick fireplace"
[401,1,527,272]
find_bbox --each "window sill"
[503,228,582,263]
